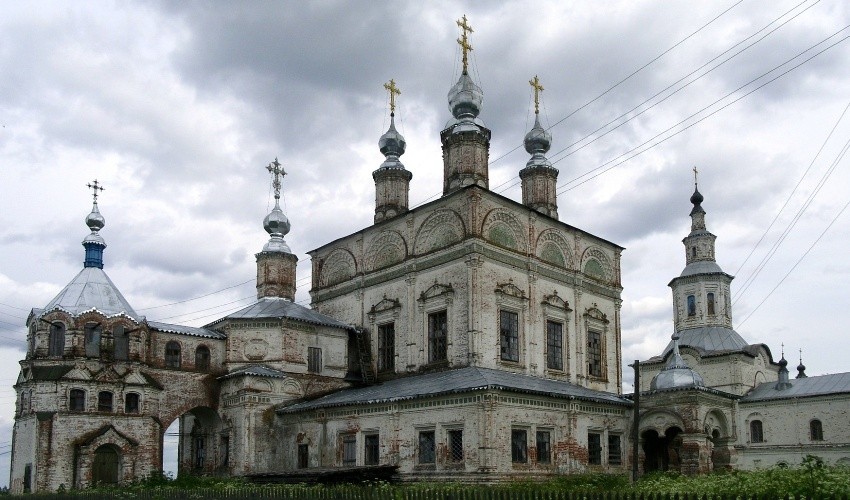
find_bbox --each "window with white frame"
[546,321,563,370]
[511,428,528,463]
[536,430,551,464]
[364,433,380,465]
[500,310,519,362]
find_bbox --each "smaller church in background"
[10,16,850,494]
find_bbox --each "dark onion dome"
[377,114,407,170]
[690,185,705,215]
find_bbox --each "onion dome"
[262,158,292,254]
[524,115,553,168]
[690,185,705,216]
[651,334,705,390]
[82,181,107,268]
[377,114,407,170]
[776,348,793,390]
[445,72,486,132]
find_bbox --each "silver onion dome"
[447,72,485,131]
[651,334,705,390]
[263,201,292,253]
[524,115,553,168]
[378,114,407,169]
[83,202,106,246]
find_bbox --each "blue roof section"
[147,321,226,339]
[207,297,350,330]
[219,364,288,380]
[741,372,850,402]
[279,366,631,413]
[40,267,139,320]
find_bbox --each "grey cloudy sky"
[2,0,850,485]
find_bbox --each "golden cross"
[383,79,401,114]
[86,179,104,203]
[266,157,286,201]
[456,15,474,74]
[529,75,544,115]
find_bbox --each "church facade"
[10,19,850,494]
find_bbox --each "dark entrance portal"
[642,427,682,473]
[92,445,120,485]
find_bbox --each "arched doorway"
[163,406,224,477]
[642,426,683,473]
[92,444,120,485]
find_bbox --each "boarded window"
[49,322,65,356]
[418,431,435,464]
[297,443,308,469]
[70,389,86,411]
[113,325,129,361]
[447,429,463,462]
[364,434,380,466]
[342,434,356,466]
[587,330,602,377]
[97,391,113,412]
[428,310,447,363]
[536,430,551,464]
[195,345,210,370]
[750,420,764,443]
[608,434,622,465]
[546,321,563,370]
[588,432,602,465]
[165,341,181,368]
[85,322,102,357]
[377,323,395,373]
[125,393,140,413]
[707,292,716,315]
[308,347,322,373]
[500,310,519,362]
[511,429,528,463]
[810,420,823,441]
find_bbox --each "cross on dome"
[384,79,401,115]
[266,157,286,201]
[87,179,104,203]
[456,15,474,74]
[693,165,699,187]
[529,75,544,115]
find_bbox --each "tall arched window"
[98,391,113,412]
[49,322,65,356]
[687,295,696,316]
[707,293,715,315]
[750,420,764,443]
[195,345,210,371]
[810,419,823,441]
[113,325,129,361]
[69,389,86,411]
[165,341,181,368]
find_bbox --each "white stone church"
[10,18,850,494]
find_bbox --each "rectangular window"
[500,310,519,362]
[297,443,308,469]
[687,294,696,316]
[69,389,86,411]
[364,433,380,466]
[608,434,622,465]
[125,393,140,413]
[113,325,129,361]
[377,323,395,373]
[707,292,716,315]
[588,432,602,465]
[49,322,65,357]
[511,429,528,463]
[536,430,551,464]
[587,330,602,377]
[308,347,322,373]
[97,391,113,412]
[447,429,464,462]
[428,311,447,363]
[546,321,563,370]
[418,430,435,464]
[342,434,356,466]
[85,323,102,358]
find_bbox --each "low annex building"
[10,17,850,494]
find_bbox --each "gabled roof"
[40,267,139,321]
[279,366,631,413]
[740,372,850,402]
[206,297,350,330]
[219,364,288,380]
[147,321,226,339]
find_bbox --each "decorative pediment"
[123,371,148,386]
[584,304,609,323]
[92,367,123,383]
[63,366,92,381]
[542,291,572,311]
[419,282,454,303]
[75,424,138,448]
[17,369,28,384]
[495,281,527,301]
[369,295,402,315]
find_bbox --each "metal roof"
[679,261,725,277]
[147,321,226,339]
[219,364,289,380]
[207,297,350,330]
[740,372,850,402]
[40,267,139,320]
[661,326,749,356]
[279,366,631,413]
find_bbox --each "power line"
[150,295,257,323]
[135,280,254,311]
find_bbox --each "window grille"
[378,323,395,373]
[810,420,823,441]
[500,310,519,362]
[536,430,551,464]
[308,347,322,373]
[588,432,602,465]
[587,330,602,377]
[546,321,563,370]
[194,436,205,468]
[428,311,447,363]
[750,420,764,443]
[447,429,464,462]
[511,429,528,463]
[608,434,622,465]
[125,393,140,413]
[342,434,356,466]
[418,430,435,464]
[69,389,86,411]
[165,341,181,368]
[364,434,380,465]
